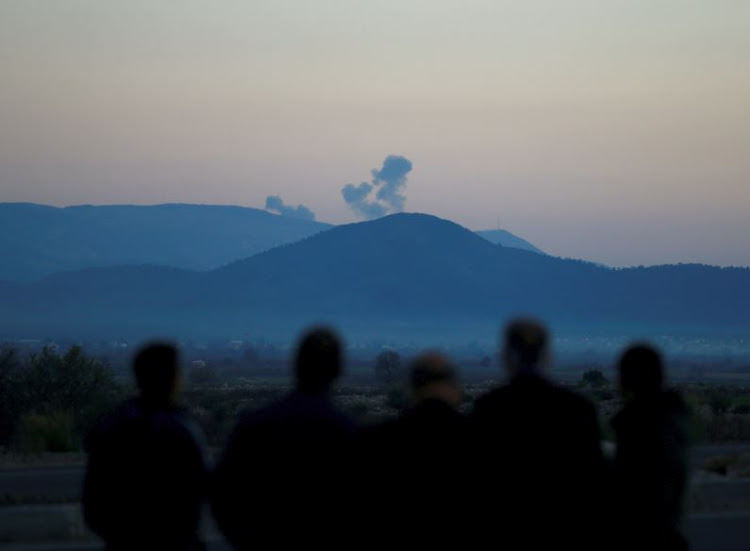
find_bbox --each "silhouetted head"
[295,327,342,393]
[133,342,180,406]
[503,318,549,377]
[618,343,664,399]
[409,352,462,408]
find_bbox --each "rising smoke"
[341,155,413,219]
[265,195,316,221]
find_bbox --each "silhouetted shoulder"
[472,375,596,422]
[612,390,690,460]
[213,391,356,548]
[86,398,208,478]
[83,398,208,549]
[364,398,466,444]
[613,389,687,425]
[88,399,206,457]
[361,398,467,470]
[611,390,690,549]
[469,374,606,549]
[358,397,468,548]
[235,391,357,437]
[471,384,509,417]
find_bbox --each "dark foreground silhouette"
[471,319,609,549]
[360,352,469,546]
[612,344,690,550]
[80,321,692,550]
[211,327,357,549]
[82,343,208,550]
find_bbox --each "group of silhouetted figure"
[82,319,690,550]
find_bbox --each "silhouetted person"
[82,343,208,550]
[361,353,468,546]
[612,344,690,550]
[212,327,357,549]
[471,319,607,549]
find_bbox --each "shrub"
[17,411,75,453]
[5,346,121,450]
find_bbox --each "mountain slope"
[0,203,545,282]
[0,203,331,281]
[0,213,748,338]
[204,213,605,322]
[476,229,544,254]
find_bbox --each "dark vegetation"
[0,346,122,452]
[2,343,750,454]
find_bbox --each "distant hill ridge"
[0,212,748,339]
[0,203,331,281]
[475,229,543,254]
[0,203,542,282]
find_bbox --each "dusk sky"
[1,1,748,267]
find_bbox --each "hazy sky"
[1,1,748,267]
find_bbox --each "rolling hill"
[0,213,748,339]
[0,203,543,282]
[475,229,544,254]
[0,203,331,281]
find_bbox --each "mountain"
[0,203,331,281]
[1,213,748,339]
[0,203,542,281]
[476,229,544,254]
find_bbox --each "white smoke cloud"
[265,195,316,221]
[342,155,413,220]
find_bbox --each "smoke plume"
[265,195,316,221]
[341,155,413,219]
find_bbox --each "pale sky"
[1,1,749,267]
